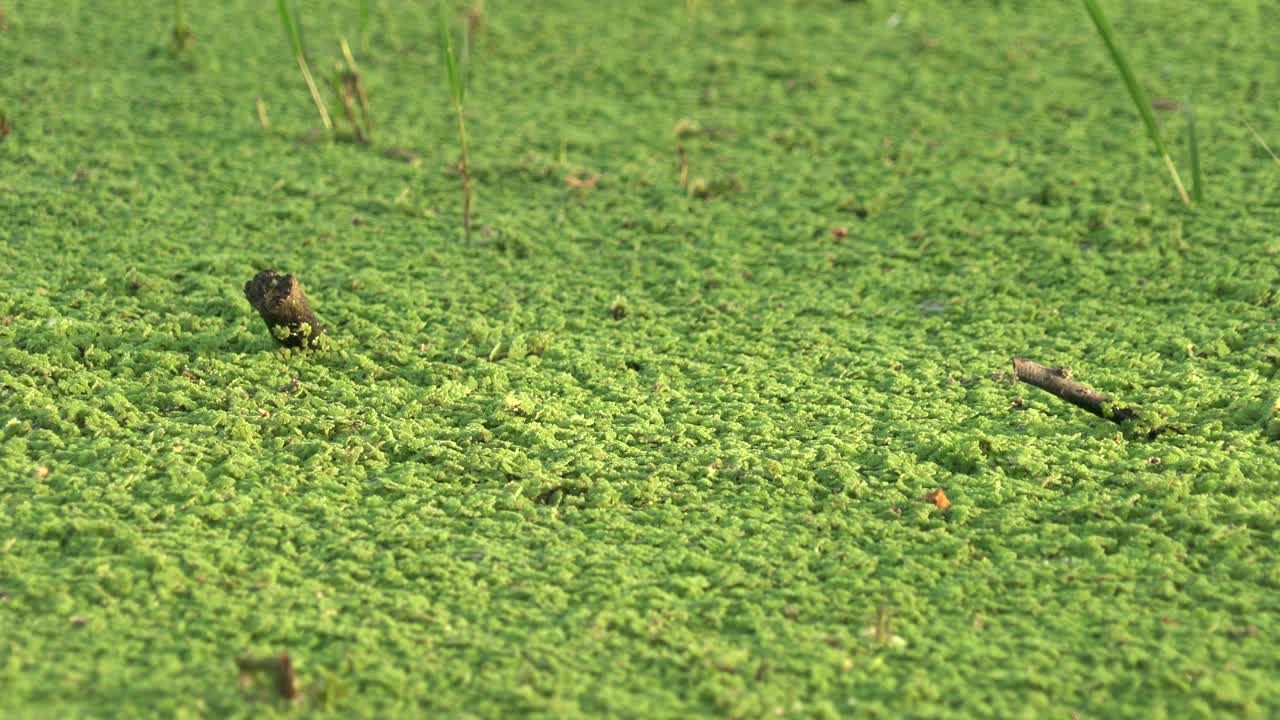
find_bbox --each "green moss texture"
[2,1,1279,717]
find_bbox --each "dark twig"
[236,654,301,701]
[1012,357,1138,423]
[244,270,326,348]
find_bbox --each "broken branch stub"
[1012,357,1139,424]
[244,270,325,348]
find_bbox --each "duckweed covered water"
[2,1,1279,717]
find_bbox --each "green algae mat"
[3,1,1280,717]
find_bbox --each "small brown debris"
[1148,457,1161,465]
[69,615,87,626]
[565,173,599,189]
[243,270,326,349]
[384,147,421,164]
[923,488,951,510]
[831,226,849,239]
[0,112,10,139]
[1151,98,1182,112]
[236,654,301,702]
[33,465,49,479]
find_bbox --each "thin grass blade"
[1081,0,1190,206]
[1244,120,1280,167]
[276,0,305,61]
[1185,97,1202,203]
[438,5,464,106]
[276,0,331,130]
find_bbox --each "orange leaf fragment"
[924,488,951,510]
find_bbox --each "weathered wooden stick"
[1012,357,1138,424]
[244,270,325,348]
